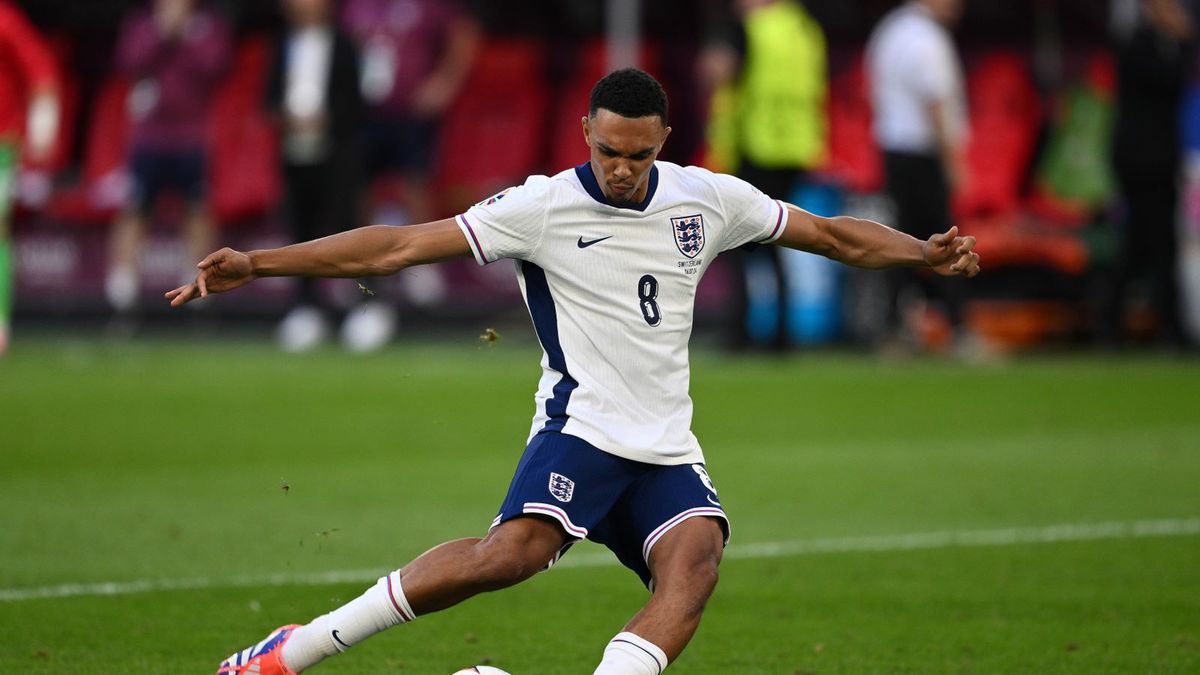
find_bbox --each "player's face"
[582,109,671,204]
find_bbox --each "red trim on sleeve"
[457,214,489,264]
[762,201,786,242]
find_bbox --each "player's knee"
[684,556,720,597]
[471,518,563,588]
[654,556,719,621]
[656,550,720,589]
[651,537,722,612]
[471,543,543,588]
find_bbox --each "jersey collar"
[575,162,659,212]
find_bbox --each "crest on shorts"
[671,214,705,259]
[548,472,575,503]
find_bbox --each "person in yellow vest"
[701,0,828,350]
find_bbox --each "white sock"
[593,632,669,675]
[280,570,414,672]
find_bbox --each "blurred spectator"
[0,0,60,355]
[866,0,981,357]
[341,0,479,226]
[266,0,370,352]
[105,0,231,315]
[1106,0,1197,349]
[701,0,828,351]
[0,0,59,355]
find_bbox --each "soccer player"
[168,68,980,675]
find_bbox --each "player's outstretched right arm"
[165,218,470,307]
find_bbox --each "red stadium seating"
[207,35,279,224]
[823,53,883,193]
[46,75,131,225]
[18,31,77,174]
[433,38,549,213]
[48,36,280,227]
[547,40,661,174]
[9,31,78,223]
[954,51,1042,219]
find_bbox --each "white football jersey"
[456,161,787,465]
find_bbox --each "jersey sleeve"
[712,173,788,251]
[455,176,551,265]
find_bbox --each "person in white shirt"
[866,0,975,354]
[267,0,375,353]
[170,68,980,675]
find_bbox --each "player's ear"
[581,115,592,147]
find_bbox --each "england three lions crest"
[672,214,705,259]
[548,472,575,503]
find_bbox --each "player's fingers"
[955,235,977,255]
[198,269,209,298]
[197,249,224,270]
[168,284,195,307]
[938,226,959,245]
[954,252,980,276]
[948,250,973,274]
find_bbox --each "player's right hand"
[164,247,255,307]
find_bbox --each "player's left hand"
[923,226,980,277]
[164,247,255,307]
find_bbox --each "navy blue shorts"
[365,115,437,176]
[492,431,730,588]
[128,146,208,213]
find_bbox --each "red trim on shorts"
[641,507,728,562]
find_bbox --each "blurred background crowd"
[2,0,1199,357]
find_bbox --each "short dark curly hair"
[588,67,669,126]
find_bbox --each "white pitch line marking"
[2,517,1197,603]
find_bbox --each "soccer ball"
[452,667,512,675]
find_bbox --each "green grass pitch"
[1,337,1197,674]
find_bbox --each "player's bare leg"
[267,516,567,673]
[594,517,725,674]
[400,515,567,613]
[632,516,724,657]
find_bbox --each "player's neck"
[576,162,660,212]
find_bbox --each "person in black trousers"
[1108,0,1197,349]
[266,0,369,351]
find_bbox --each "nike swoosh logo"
[577,235,613,248]
[331,629,350,649]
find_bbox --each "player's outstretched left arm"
[774,204,980,277]
[165,218,471,307]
